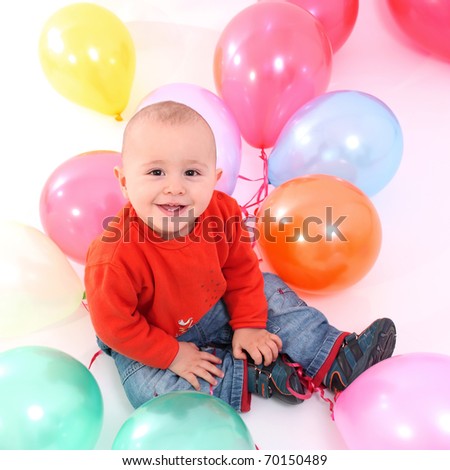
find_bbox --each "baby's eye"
[147,169,164,176]
[185,169,200,177]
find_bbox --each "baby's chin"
[155,225,193,240]
[148,218,196,239]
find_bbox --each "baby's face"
[116,119,220,239]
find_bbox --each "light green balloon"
[112,391,255,450]
[0,346,103,449]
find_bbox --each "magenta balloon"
[214,2,332,149]
[40,150,125,264]
[137,83,241,195]
[387,0,450,61]
[334,353,450,449]
[260,0,359,52]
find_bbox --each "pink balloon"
[214,2,332,149]
[387,0,450,61]
[334,353,450,449]
[260,0,359,52]
[137,83,241,196]
[40,150,125,264]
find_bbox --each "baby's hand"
[168,342,224,391]
[232,328,282,366]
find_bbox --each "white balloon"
[0,221,84,338]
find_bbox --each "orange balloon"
[256,175,382,294]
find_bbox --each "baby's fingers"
[195,368,219,387]
[199,350,223,365]
[270,333,283,351]
[183,372,201,391]
[201,358,225,380]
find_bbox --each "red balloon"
[214,2,332,149]
[40,150,125,264]
[255,175,382,294]
[387,0,450,61]
[260,0,359,52]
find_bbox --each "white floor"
[1,0,450,450]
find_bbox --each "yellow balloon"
[38,3,136,120]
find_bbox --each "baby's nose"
[164,176,185,195]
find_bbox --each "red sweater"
[84,191,268,369]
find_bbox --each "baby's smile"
[156,203,188,217]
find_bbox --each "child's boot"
[247,354,305,404]
[323,317,396,392]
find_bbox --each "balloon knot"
[115,113,123,122]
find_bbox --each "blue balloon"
[268,90,403,196]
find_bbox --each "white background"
[1,0,450,450]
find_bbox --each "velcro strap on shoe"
[344,333,363,361]
[247,365,271,399]
[255,370,271,399]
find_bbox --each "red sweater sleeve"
[220,198,268,330]
[85,260,179,369]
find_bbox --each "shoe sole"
[347,317,397,386]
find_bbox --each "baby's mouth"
[157,204,187,216]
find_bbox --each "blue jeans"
[97,273,342,411]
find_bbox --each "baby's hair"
[134,101,206,126]
[122,101,216,157]
[122,101,217,162]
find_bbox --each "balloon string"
[282,356,336,419]
[209,347,218,396]
[239,149,269,217]
[88,349,103,370]
[238,149,269,262]
[82,299,104,371]
[238,175,264,182]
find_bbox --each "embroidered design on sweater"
[177,317,193,336]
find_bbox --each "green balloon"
[112,391,255,450]
[0,346,103,449]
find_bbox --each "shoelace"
[282,355,337,419]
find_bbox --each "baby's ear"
[216,168,223,182]
[114,166,129,199]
